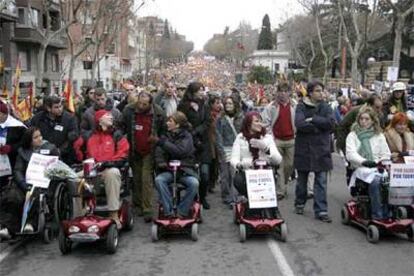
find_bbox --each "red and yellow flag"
[12,59,21,110]
[28,81,35,110]
[63,79,75,113]
[17,97,32,121]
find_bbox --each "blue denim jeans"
[295,171,328,216]
[369,176,388,220]
[154,172,199,216]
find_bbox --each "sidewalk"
[0,239,21,263]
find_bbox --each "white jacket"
[346,131,391,168]
[230,133,282,169]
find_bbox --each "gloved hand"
[361,160,377,168]
[0,145,11,155]
[250,138,268,151]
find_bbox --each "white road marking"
[267,239,295,276]
[0,242,21,263]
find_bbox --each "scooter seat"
[350,179,369,197]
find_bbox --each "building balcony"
[13,27,67,49]
[0,0,18,22]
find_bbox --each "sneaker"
[23,223,34,233]
[0,228,11,240]
[295,206,304,215]
[316,214,332,223]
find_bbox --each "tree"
[163,19,171,39]
[383,0,414,69]
[248,66,273,84]
[257,14,273,50]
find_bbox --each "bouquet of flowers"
[44,160,79,181]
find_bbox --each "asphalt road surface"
[1,155,414,276]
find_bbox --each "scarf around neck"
[355,125,375,161]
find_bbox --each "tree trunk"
[392,15,404,69]
[315,15,329,84]
[351,54,359,89]
[37,45,47,94]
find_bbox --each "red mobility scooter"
[233,160,287,242]
[341,160,414,243]
[151,160,202,242]
[58,160,134,254]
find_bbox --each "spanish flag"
[12,59,21,110]
[17,97,32,122]
[63,79,75,113]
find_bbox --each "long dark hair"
[240,112,266,160]
[21,127,41,149]
[389,91,407,112]
[182,82,204,103]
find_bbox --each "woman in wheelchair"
[346,106,391,220]
[154,111,199,218]
[230,112,282,200]
[1,127,59,236]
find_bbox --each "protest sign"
[387,66,399,82]
[389,163,414,187]
[26,153,59,188]
[245,169,277,208]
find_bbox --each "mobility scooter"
[151,160,202,242]
[341,161,414,243]
[233,160,287,242]
[58,159,134,254]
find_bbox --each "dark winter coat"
[177,100,212,164]
[122,102,166,160]
[30,110,79,164]
[80,98,123,139]
[294,98,335,172]
[216,112,244,156]
[14,141,59,191]
[154,128,198,179]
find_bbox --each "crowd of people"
[0,57,413,240]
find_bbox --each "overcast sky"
[137,0,305,50]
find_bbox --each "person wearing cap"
[74,110,129,229]
[386,82,407,121]
[384,112,414,163]
[30,95,79,165]
[294,80,335,223]
[122,92,166,222]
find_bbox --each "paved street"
[1,155,413,276]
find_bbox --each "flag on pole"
[63,79,75,113]
[17,97,32,121]
[28,81,35,111]
[12,59,21,110]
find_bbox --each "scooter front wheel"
[151,224,159,242]
[106,224,119,254]
[191,223,199,241]
[406,223,414,242]
[239,224,247,242]
[58,229,71,255]
[341,206,350,225]
[366,224,380,243]
[279,223,288,242]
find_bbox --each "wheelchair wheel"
[38,212,46,233]
[43,227,53,244]
[54,182,73,223]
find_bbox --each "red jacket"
[74,131,129,162]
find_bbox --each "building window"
[17,8,25,25]
[18,51,30,71]
[51,54,59,72]
[30,8,39,27]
